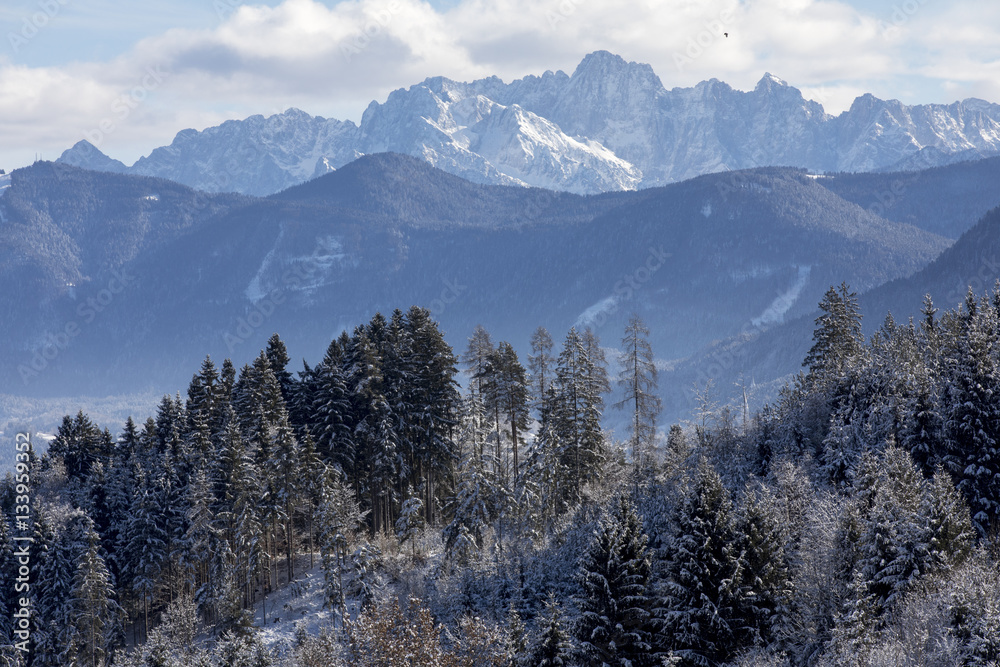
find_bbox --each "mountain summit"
[58,52,1000,196]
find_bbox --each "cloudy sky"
[2,0,998,170]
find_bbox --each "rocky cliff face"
[57,51,1000,196]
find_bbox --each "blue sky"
[2,0,999,170]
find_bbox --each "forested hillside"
[4,282,1000,665]
[0,157,951,431]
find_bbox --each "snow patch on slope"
[576,295,619,327]
[751,265,812,327]
[246,225,286,302]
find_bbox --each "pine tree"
[265,332,295,404]
[576,494,654,667]
[529,593,573,667]
[529,326,556,418]
[552,328,607,503]
[124,466,168,642]
[803,283,865,387]
[739,483,792,647]
[489,341,530,484]
[47,411,106,481]
[656,460,750,666]
[268,408,301,583]
[71,527,121,667]
[614,314,662,473]
[404,306,461,525]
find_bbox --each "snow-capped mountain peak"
[55,52,1000,195]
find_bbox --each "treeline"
[0,305,635,665]
[4,283,1000,666]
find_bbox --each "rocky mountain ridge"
[57,52,1000,196]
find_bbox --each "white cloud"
[1,0,999,170]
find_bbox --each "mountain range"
[8,151,1000,430]
[56,51,1000,197]
[6,51,1000,431]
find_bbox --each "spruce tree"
[939,291,1000,535]
[71,526,121,667]
[739,483,792,646]
[803,283,864,387]
[523,387,571,530]
[269,408,301,583]
[576,494,654,667]
[124,466,168,641]
[404,306,461,524]
[265,332,295,404]
[656,460,750,666]
[309,338,354,476]
[552,328,607,502]
[529,593,573,667]
[443,404,498,563]
[489,342,530,483]
[47,411,106,481]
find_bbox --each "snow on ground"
[251,559,334,654]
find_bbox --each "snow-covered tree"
[71,529,122,667]
[656,460,751,666]
[576,493,654,666]
[803,283,865,388]
[614,314,662,473]
[528,593,573,667]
